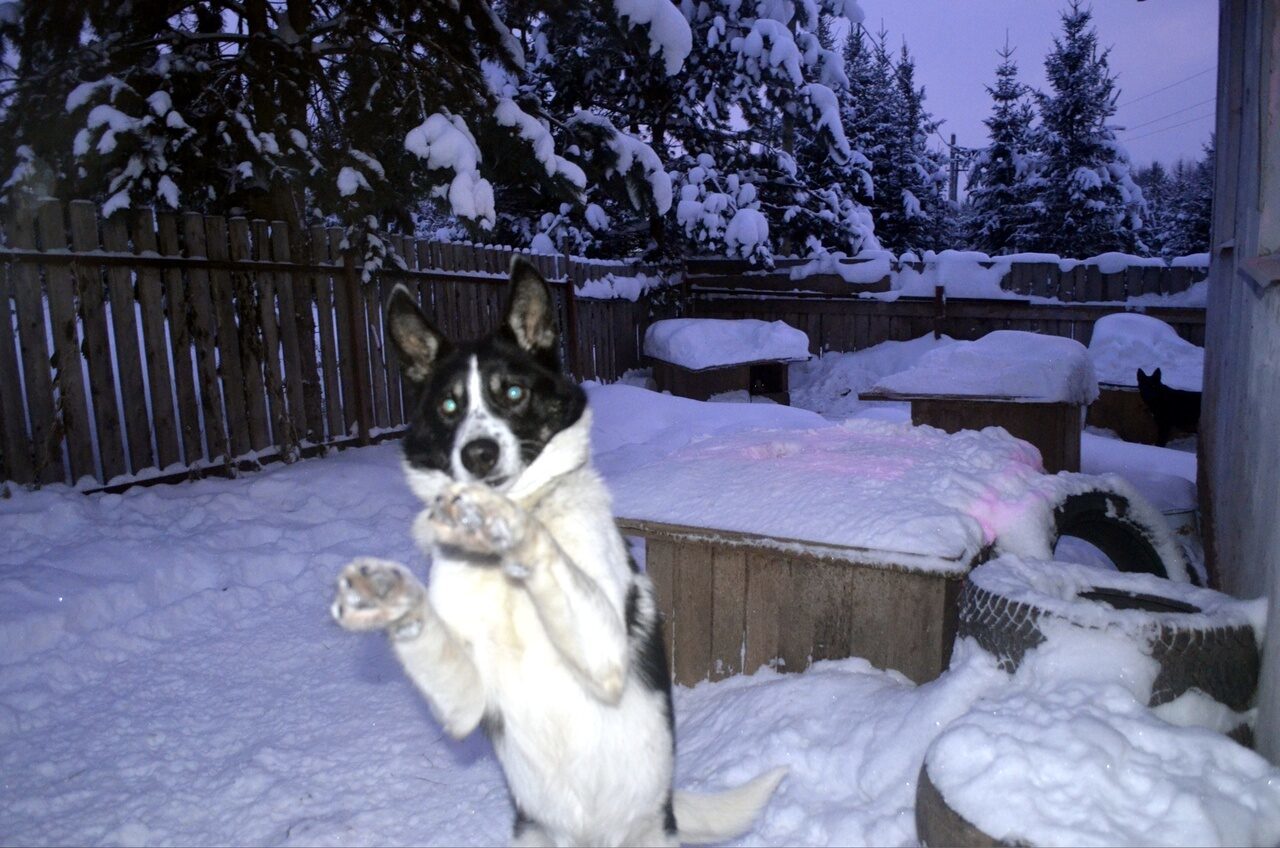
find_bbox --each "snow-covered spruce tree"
[843,30,948,254]
[1161,139,1214,258]
[0,0,683,273]
[1021,1,1146,257]
[1134,160,1173,255]
[668,0,876,263]
[967,43,1039,254]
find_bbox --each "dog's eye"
[440,397,459,416]
[505,385,525,403]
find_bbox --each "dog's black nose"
[461,438,500,477]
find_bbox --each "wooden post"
[933,285,946,339]
[563,250,582,379]
[343,251,373,445]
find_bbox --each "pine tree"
[844,31,948,254]
[967,42,1038,254]
[1021,1,1146,256]
[0,0,685,271]
[1134,160,1173,255]
[1162,139,1215,257]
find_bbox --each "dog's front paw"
[429,484,528,556]
[331,557,425,638]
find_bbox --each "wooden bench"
[859,389,1085,473]
[620,518,974,686]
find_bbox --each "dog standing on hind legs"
[331,257,786,847]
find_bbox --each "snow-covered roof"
[594,386,1103,572]
[643,318,811,370]
[868,331,1099,404]
[1087,313,1204,391]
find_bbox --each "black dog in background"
[1136,367,1201,447]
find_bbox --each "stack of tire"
[916,555,1264,847]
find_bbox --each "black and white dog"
[331,258,785,847]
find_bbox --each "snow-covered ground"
[2,337,1274,846]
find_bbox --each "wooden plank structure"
[621,518,969,686]
[695,292,1208,351]
[651,358,795,404]
[860,389,1085,474]
[1087,385,1161,445]
[0,200,666,491]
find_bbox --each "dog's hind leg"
[332,558,485,738]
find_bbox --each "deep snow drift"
[1,356,1274,846]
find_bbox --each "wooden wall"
[1203,0,1280,763]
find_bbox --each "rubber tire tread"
[1052,491,1170,580]
[957,576,1260,713]
[915,764,1029,848]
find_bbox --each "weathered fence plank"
[133,209,182,471]
[181,212,232,466]
[68,201,127,481]
[268,222,309,445]
[156,212,204,467]
[102,214,156,474]
[36,202,96,483]
[251,219,289,457]
[309,226,343,441]
[10,207,62,483]
[0,263,33,483]
[202,215,252,459]
[227,218,270,452]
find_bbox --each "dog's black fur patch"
[1137,367,1201,447]
[625,582,676,739]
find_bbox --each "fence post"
[343,251,373,446]
[563,250,582,379]
[933,285,946,339]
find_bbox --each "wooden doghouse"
[860,389,1085,473]
[644,318,811,405]
[1086,383,1160,444]
[620,518,972,686]
[651,357,794,404]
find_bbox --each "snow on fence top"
[869,331,1099,405]
[780,249,1210,303]
[1087,313,1205,391]
[643,318,810,370]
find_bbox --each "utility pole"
[948,133,960,203]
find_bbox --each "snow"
[724,207,770,256]
[790,252,892,286]
[789,334,954,420]
[613,0,692,76]
[1087,313,1205,391]
[870,330,1100,404]
[2,369,1274,846]
[493,99,586,189]
[602,406,1051,571]
[337,165,370,197]
[1171,252,1211,268]
[644,318,810,370]
[1083,251,1166,275]
[404,114,495,228]
[926,558,1274,848]
[575,272,666,302]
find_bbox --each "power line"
[1122,96,1216,132]
[1116,67,1214,108]
[1121,111,1215,142]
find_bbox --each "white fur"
[452,357,524,485]
[338,404,784,846]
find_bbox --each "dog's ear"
[1152,367,1162,383]
[1137,368,1149,383]
[501,256,560,366]
[386,283,450,384]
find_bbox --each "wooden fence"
[692,289,1207,352]
[0,200,658,490]
[686,255,1207,301]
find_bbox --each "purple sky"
[847,1,1218,172]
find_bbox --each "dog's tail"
[674,766,787,845]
